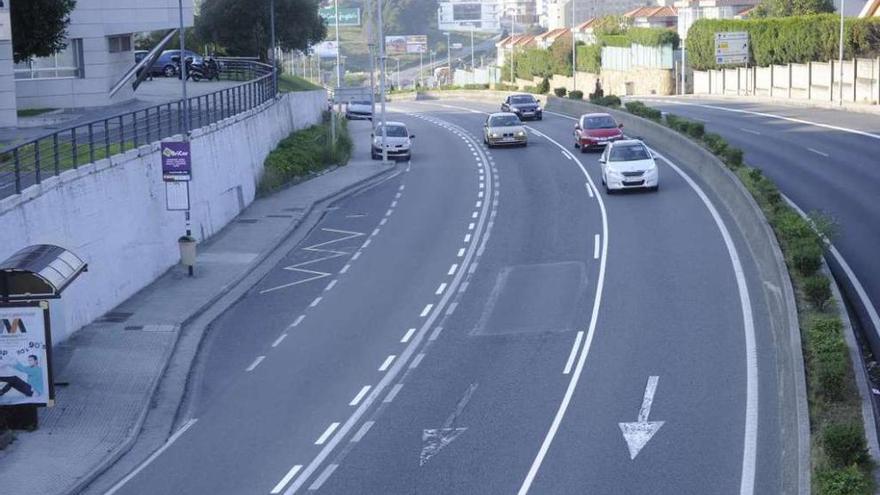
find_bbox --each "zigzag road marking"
[260,228,365,294]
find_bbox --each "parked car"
[134,50,149,64]
[599,140,659,193]
[501,93,543,121]
[346,101,373,120]
[371,122,414,161]
[483,112,528,148]
[149,50,204,77]
[574,113,624,152]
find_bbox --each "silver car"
[483,112,528,148]
[371,122,414,161]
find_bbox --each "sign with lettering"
[0,302,53,407]
[161,141,192,181]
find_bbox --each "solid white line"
[351,421,374,443]
[271,465,303,494]
[309,297,322,308]
[315,423,340,445]
[349,386,372,406]
[103,419,198,495]
[410,353,426,369]
[593,234,601,259]
[271,334,288,348]
[457,248,465,257]
[436,283,447,295]
[324,280,337,291]
[654,151,758,495]
[246,355,265,372]
[308,464,338,491]
[464,234,472,243]
[401,328,416,343]
[586,182,594,198]
[739,127,761,136]
[518,126,609,495]
[291,315,306,327]
[420,304,434,317]
[339,264,350,274]
[379,355,396,371]
[563,331,585,375]
[384,383,403,403]
[807,147,830,157]
[561,150,572,160]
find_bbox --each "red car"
[574,113,624,152]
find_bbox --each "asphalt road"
[639,97,880,368]
[101,99,786,494]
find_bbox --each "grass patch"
[258,112,352,195]
[278,74,322,92]
[17,108,57,118]
[624,101,875,493]
[1,139,135,181]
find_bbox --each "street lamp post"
[571,0,576,93]
[444,32,451,86]
[838,0,845,106]
[471,26,475,71]
[510,11,517,84]
[396,58,401,89]
[334,0,342,89]
[270,0,277,96]
[377,0,388,163]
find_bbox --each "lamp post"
[444,32,451,86]
[334,0,342,89]
[509,10,517,84]
[377,0,388,163]
[270,0,277,96]
[471,25,475,70]
[396,57,401,89]
[838,0,845,106]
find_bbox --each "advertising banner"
[161,141,192,181]
[385,36,408,55]
[319,7,361,27]
[406,35,428,54]
[313,40,339,58]
[0,302,53,407]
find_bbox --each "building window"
[14,39,84,80]
[108,35,132,54]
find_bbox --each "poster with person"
[0,303,52,406]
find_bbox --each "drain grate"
[100,312,133,323]
[267,214,295,218]
[237,219,259,224]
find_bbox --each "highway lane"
[640,97,880,362]
[103,114,491,494]
[311,101,783,494]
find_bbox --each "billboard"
[453,3,482,21]
[0,302,53,407]
[313,40,339,58]
[385,35,428,54]
[319,7,361,27]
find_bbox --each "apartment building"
[0,0,194,127]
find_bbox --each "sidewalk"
[0,120,393,494]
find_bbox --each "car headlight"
[515,130,526,137]
[536,106,543,111]
[606,169,623,178]
[490,132,500,138]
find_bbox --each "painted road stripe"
[349,386,372,406]
[379,218,388,226]
[448,264,458,275]
[384,383,403,403]
[362,239,371,248]
[561,150,572,160]
[324,280,337,291]
[391,200,398,207]
[385,209,393,216]
[270,465,303,494]
[429,327,443,341]
[464,234,472,243]
[446,302,458,316]
[739,127,761,136]
[410,353,426,369]
[469,222,475,230]
[246,356,265,372]
[807,147,830,157]
[379,355,396,371]
[315,423,340,445]
[401,328,416,343]
[271,334,288,348]
[563,332,585,375]
[309,297,322,308]
[457,248,465,257]
[436,283,447,295]
[351,251,361,261]
[291,315,305,327]
[308,464,338,491]
[472,211,479,218]
[594,234,601,259]
[351,421,374,443]
[586,182,594,198]
[372,228,380,237]
[339,264,351,274]
[420,304,434,317]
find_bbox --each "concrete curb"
[544,95,811,494]
[63,162,399,495]
[663,93,880,116]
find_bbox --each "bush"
[590,94,622,107]
[537,77,550,94]
[523,85,540,94]
[807,316,848,401]
[569,90,584,100]
[823,423,869,468]
[462,83,489,90]
[625,101,662,121]
[722,147,744,168]
[804,274,832,309]
[685,121,705,139]
[576,44,602,74]
[495,83,518,91]
[816,464,872,495]
[665,113,687,132]
[703,133,728,155]
[553,87,567,97]
[789,238,824,276]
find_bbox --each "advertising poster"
[385,36,408,55]
[0,303,53,407]
[161,141,192,181]
[319,7,361,27]
[406,35,428,54]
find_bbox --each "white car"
[371,122,414,161]
[598,140,659,193]
[346,100,373,120]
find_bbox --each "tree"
[549,36,573,76]
[753,0,835,17]
[10,0,77,63]
[197,0,326,59]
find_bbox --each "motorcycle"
[171,56,207,82]
[199,57,222,81]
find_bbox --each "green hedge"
[688,15,880,70]
[590,94,621,107]
[576,44,602,74]
[626,27,680,49]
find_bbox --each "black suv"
[501,94,543,121]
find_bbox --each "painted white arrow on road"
[618,376,664,460]
[420,383,477,466]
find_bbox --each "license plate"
[502,137,515,142]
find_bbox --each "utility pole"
[377,0,388,163]
[510,11,517,84]
[444,32,452,86]
[419,49,424,87]
[571,0,576,93]
[178,0,193,277]
[335,0,342,89]
[471,26,475,71]
[270,0,277,95]
[396,58,401,89]
[838,0,845,106]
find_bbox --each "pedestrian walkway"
[0,120,392,494]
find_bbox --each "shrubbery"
[816,465,872,495]
[822,422,869,468]
[589,94,621,107]
[625,101,661,121]
[569,90,583,100]
[553,87,567,97]
[537,77,550,94]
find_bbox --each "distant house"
[495,34,537,67]
[573,18,600,45]
[860,0,880,17]
[534,28,571,49]
[624,6,678,29]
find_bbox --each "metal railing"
[0,59,276,198]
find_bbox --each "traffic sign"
[714,31,749,66]
[332,86,373,103]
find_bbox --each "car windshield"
[609,144,650,162]
[376,125,408,137]
[511,95,536,104]
[584,116,618,129]
[490,115,520,127]
[352,101,372,106]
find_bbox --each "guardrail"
[1,58,276,198]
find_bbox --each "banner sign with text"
[0,302,53,407]
[319,7,361,27]
[161,141,192,181]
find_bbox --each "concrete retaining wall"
[545,95,810,495]
[0,90,326,342]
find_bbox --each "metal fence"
[0,58,276,198]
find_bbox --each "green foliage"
[823,423,869,468]
[576,44,602,74]
[593,15,629,36]
[548,36,573,76]
[569,90,584,100]
[688,15,880,70]
[790,238,824,276]
[537,77,550,94]
[522,85,541,94]
[625,101,661,121]
[703,133,728,155]
[806,316,848,401]
[804,274,832,309]
[816,465,872,495]
[598,34,631,48]
[197,0,326,59]
[260,114,352,194]
[626,27,680,49]
[278,74,322,92]
[685,121,705,139]
[553,87,567,97]
[463,83,490,90]
[10,0,77,64]
[495,83,519,91]
[723,147,745,169]
[590,94,621,107]
[754,0,835,17]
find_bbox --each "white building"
[439,0,502,33]
[673,0,760,39]
[571,0,654,23]
[502,0,538,24]
[1,0,194,127]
